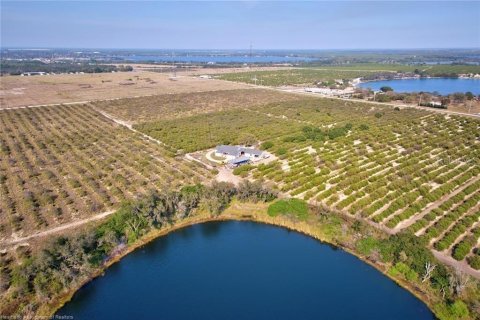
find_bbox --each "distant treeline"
[0,60,133,75]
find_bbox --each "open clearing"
[0,70,251,108]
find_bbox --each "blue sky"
[1,1,479,49]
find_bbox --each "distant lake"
[358,78,480,95]
[116,55,316,63]
[57,221,434,320]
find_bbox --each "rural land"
[1,55,480,320]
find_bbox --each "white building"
[215,145,265,163]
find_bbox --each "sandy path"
[216,166,242,185]
[394,175,480,231]
[432,250,480,280]
[2,210,115,247]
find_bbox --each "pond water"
[358,78,480,95]
[57,221,434,320]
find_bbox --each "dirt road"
[3,210,115,247]
[432,250,480,280]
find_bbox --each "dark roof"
[216,145,240,155]
[242,148,263,156]
[229,156,250,164]
[216,145,263,156]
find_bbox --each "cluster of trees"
[1,60,133,75]
[467,252,480,270]
[267,198,309,220]
[361,87,477,107]
[451,227,480,261]
[356,232,472,319]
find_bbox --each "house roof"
[216,145,263,156]
[216,145,240,155]
[242,148,263,156]
[229,156,250,164]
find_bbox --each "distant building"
[21,72,46,76]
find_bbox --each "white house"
[215,145,265,163]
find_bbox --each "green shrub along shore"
[1,181,479,319]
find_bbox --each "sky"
[1,1,479,49]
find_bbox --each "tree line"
[0,60,133,75]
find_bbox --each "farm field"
[93,88,303,123]
[216,64,480,87]
[304,63,480,75]
[0,71,251,109]
[1,76,479,319]
[133,96,480,271]
[245,107,480,270]
[133,97,422,152]
[216,69,380,86]
[0,104,212,240]
[134,108,304,152]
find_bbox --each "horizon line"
[2,47,480,51]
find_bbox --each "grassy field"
[217,64,480,87]
[423,64,480,75]
[305,63,480,74]
[306,63,418,72]
[0,105,212,239]
[267,198,309,219]
[217,69,380,86]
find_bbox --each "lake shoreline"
[356,77,480,95]
[46,208,438,319]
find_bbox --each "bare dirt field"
[122,63,292,75]
[0,70,252,108]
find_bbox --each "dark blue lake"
[57,221,434,320]
[116,55,315,63]
[359,78,480,95]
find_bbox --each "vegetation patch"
[218,69,380,86]
[134,109,302,152]
[267,199,309,219]
[93,89,301,123]
[0,105,212,238]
